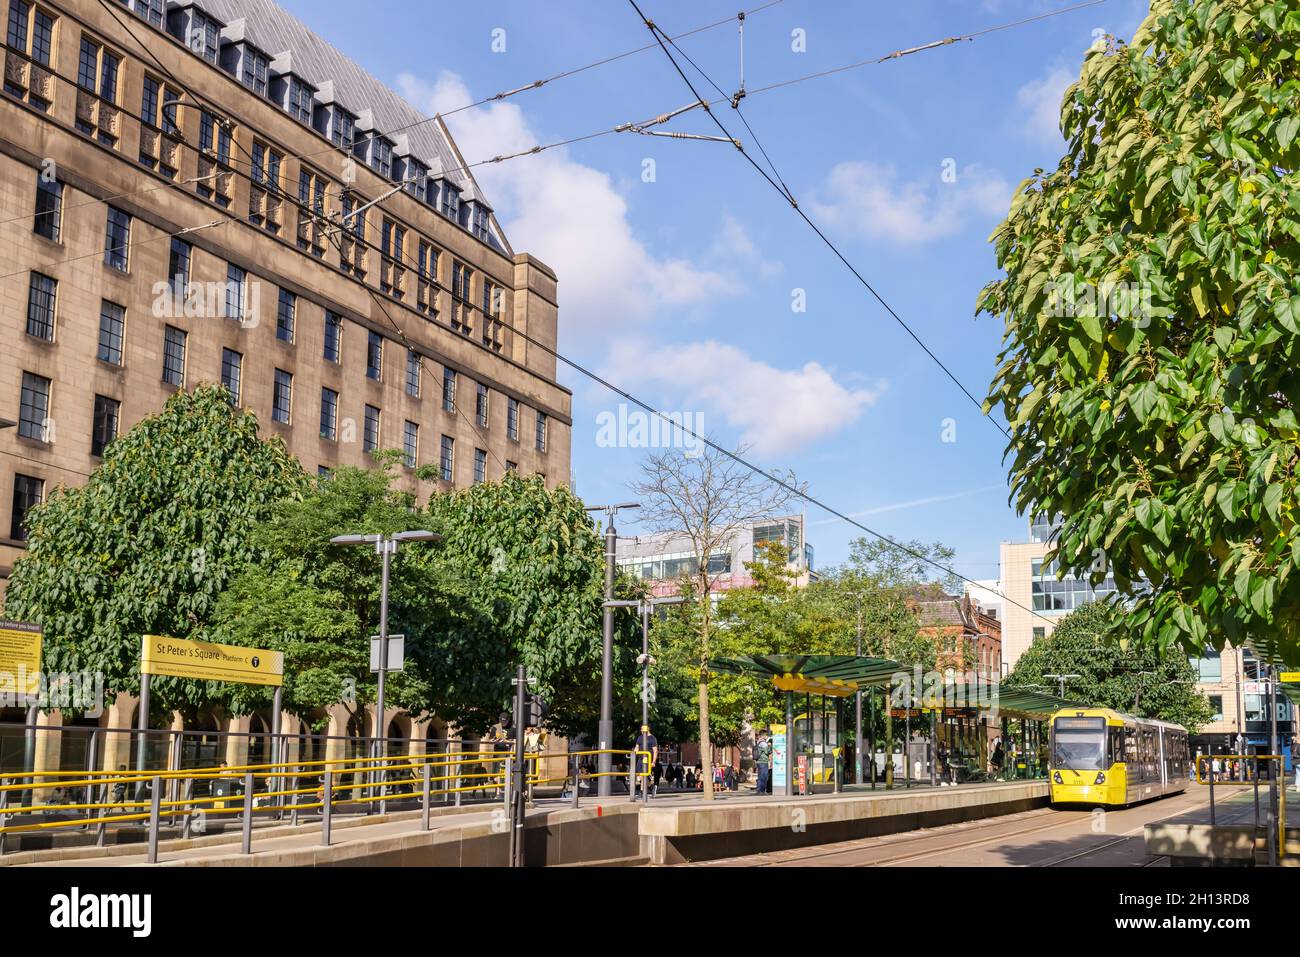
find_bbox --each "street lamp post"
[604,593,682,797]
[585,503,639,796]
[329,530,442,773]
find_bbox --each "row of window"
[8,0,496,246]
[21,176,547,454]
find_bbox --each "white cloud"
[396,71,740,332]
[603,339,882,457]
[806,161,1013,245]
[708,212,784,278]
[1014,65,1074,145]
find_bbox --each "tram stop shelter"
[710,654,1088,795]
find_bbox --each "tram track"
[693,789,1218,867]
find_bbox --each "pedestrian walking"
[634,725,658,798]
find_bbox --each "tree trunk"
[698,675,713,800]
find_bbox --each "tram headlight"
[1053,771,1063,784]
[1094,772,1106,785]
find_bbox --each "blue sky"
[279,0,1150,580]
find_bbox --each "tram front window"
[1052,718,1107,771]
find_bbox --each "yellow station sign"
[0,620,42,696]
[141,635,283,687]
[1281,672,1300,684]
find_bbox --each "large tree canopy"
[3,386,308,719]
[1010,601,1214,730]
[980,0,1300,662]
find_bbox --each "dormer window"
[472,204,489,242]
[439,181,460,221]
[357,137,392,180]
[240,46,269,96]
[130,0,163,28]
[315,103,355,150]
[286,77,313,123]
[179,9,222,64]
[403,158,430,202]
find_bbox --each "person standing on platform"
[755,730,772,795]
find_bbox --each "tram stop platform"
[1145,785,1300,866]
[637,779,1049,865]
[1,778,1050,867]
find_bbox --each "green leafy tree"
[979,1,1300,662]
[212,456,466,732]
[2,386,308,720]
[1010,601,1214,729]
[422,470,638,736]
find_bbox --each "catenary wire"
[87,0,1065,626]
[628,0,1015,440]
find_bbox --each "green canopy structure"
[709,654,902,697]
[709,655,1090,719]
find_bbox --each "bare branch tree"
[630,441,804,799]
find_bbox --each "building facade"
[993,514,1118,671]
[915,592,1002,680]
[1189,643,1295,765]
[615,514,816,598]
[0,0,571,602]
[0,0,572,765]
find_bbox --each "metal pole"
[571,753,580,809]
[373,537,393,814]
[1253,756,1260,833]
[85,729,99,830]
[868,686,876,789]
[1208,753,1216,825]
[0,778,8,855]
[855,599,863,784]
[135,674,151,781]
[22,704,37,807]
[422,761,431,831]
[511,663,527,867]
[905,705,912,789]
[641,603,651,736]
[598,515,616,797]
[321,769,332,845]
[929,709,937,787]
[146,776,161,864]
[241,770,254,854]
[269,686,282,785]
[884,685,894,789]
[181,779,194,840]
[1268,665,1280,866]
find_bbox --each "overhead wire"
[74,0,1071,626]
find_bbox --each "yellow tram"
[1048,707,1189,807]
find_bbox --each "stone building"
[0,0,571,773]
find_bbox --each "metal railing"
[0,746,651,862]
[1194,753,1287,863]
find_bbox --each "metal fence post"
[241,771,254,854]
[454,759,462,807]
[0,778,8,855]
[181,779,195,841]
[628,754,636,802]
[571,755,580,809]
[422,761,432,831]
[503,755,513,810]
[147,776,162,864]
[321,769,332,846]
[1209,758,1216,826]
